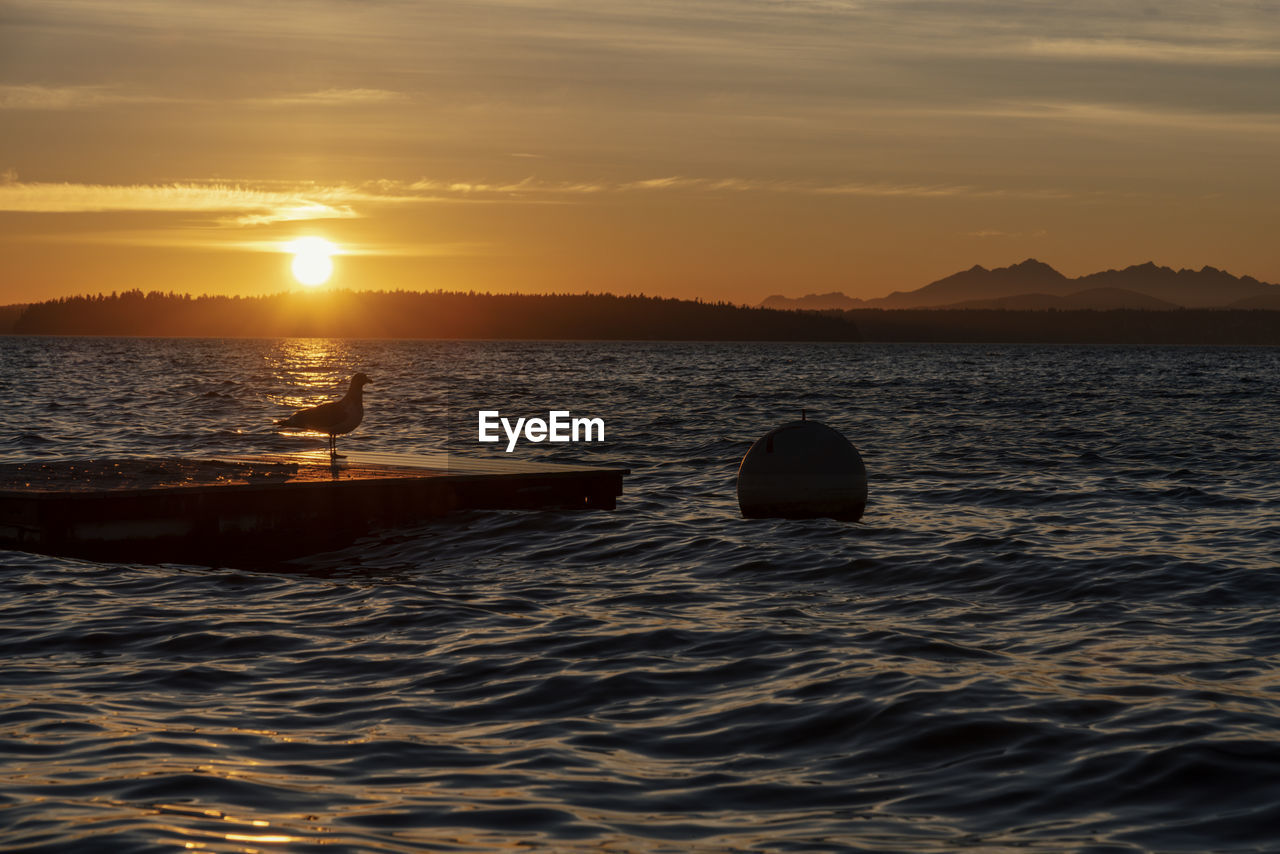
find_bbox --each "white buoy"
[736,412,867,522]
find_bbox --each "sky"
[2,0,1278,305]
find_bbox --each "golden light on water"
[286,237,337,287]
[224,832,297,843]
[266,339,356,405]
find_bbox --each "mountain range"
[761,260,1280,311]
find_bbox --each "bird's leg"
[330,434,346,459]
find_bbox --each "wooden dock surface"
[0,451,629,565]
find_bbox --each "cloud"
[0,174,1084,231]
[405,174,1080,201]
[953,100,1280,134]
[405,178,608,197]
[0,84,163,110]
[247,88,407,107]
[403,175,984,199]
[1025,38,1280,67]
[811,181,976,198]
[1,83,409,112]
[0,177,608,224]
[0,181,366,224]
[12,230,489,257]
[611,175,1074,200]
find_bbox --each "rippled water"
[3,337,1279,852]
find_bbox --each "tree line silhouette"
[5,289,863,341]
[7,290,1279,343]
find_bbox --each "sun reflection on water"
[266,338,361,410]
[146,802,324,852]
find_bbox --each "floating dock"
[0,450,629,565]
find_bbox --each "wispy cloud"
[405,178,608,197]
[0,181,365,224]
[812,181,1002,199]
[0,84,164,110]
[1025,38,1280,67]
[603,175,1076,200]
[0,173,1088,229]
[1,83,408,111]
[402,174,1070,200]
[247,88,407,107]
[0,177,565,225]
[11,230,489,258]
[401,174,1066,200]
[953,100,1280,134]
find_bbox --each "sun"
[287,237,337,286]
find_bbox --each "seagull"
[276,373,372,460]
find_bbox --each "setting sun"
[287,237,337,287]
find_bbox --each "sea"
[2,337,1279,853]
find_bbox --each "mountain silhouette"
[876,259,1070,308]
[760,259,1280,310]
[1072,263,1276,308]
[760,291,868,311]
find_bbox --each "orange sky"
[3,1,1279,305]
